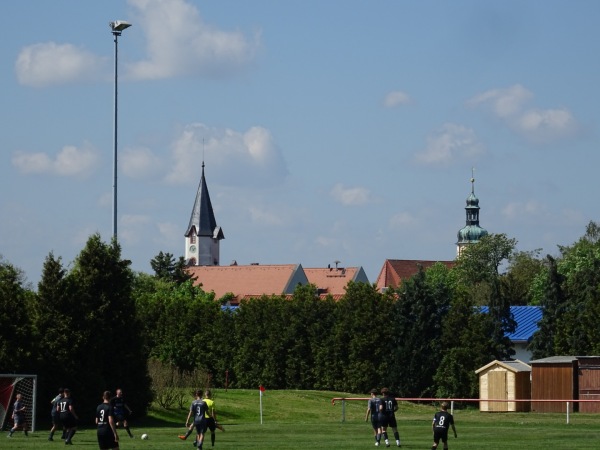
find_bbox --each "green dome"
[457,224,488,244]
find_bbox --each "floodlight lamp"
[109,20,132,33]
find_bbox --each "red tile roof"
[304,266,369,296]
[187,264,307,304]
[375,259,454,292]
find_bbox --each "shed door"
[489,371,507,412]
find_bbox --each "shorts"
[60,414,77,428]
[98,431,119,449]
[52,414,61,426]
[13,415,26,427]
[194,418,207,434]
[380,414,397,428]
[206,417,216,432]
[370,414,381,430]
[433,429,449,444]
[114,413,127,423]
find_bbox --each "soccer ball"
[141,433,148,440]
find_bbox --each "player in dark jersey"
[110,388,134,438]
[431,402,457,450]
[48,388,63,441]
[379,387,401,447]
[7,393,28,438]
[365,388,383,446]
[57,388,79,445]
[96,391,119,450]
[184,390,208,449]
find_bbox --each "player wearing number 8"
[431,402,457,450]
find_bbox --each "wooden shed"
[530,356,578,412]
[577,356,600,413]
[476,360,531,412]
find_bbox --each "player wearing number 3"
[431,401,457,450]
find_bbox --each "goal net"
[0,375,37,432]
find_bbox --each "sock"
[126,426,132,437]
[185,429,193,439]
[394,431,399,440]
[211,432,215,446]
[376,433,381,443]
[66,429,76,442]
[383,431,388,440]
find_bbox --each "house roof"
[375,259,454,292]
[304,266,369,296]
[475,359,531,374]
[480,305,542,342]
[187,263,370,304]
[188,264,308,303]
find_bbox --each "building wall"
[531,362,578,412]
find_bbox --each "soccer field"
[2,390,600,449]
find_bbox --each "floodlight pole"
[110,20,131,242]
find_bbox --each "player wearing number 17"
[431,402,457,450]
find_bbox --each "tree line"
[2,222,600,421]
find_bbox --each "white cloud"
[15,42,105,87]
[468,84,578,142]
[12,143,98,177]
[15,0,260,87]
[414,123,484,165]
[248,206,284,226]
[467,84,532,118]
[383,90,411,108]
[164,122,288,187]
[502,201,545,220]
[126,0,261,80]
[330,183,372,206]
[119,214,152,245]
[121,146,163,179]
[389,211,417,228]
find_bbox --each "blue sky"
[2,0,599,287]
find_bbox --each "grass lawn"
[2,389,600,449]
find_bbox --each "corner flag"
[259,385,266,424]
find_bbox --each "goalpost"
[0,375,37,432]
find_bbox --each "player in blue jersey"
[379,387,401,447]
[110,388,134,438]
[431,402,457,450]
[365,388,383,446]
[7,393,28,438]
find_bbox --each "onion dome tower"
[457,171,488,256]
[185,162,224,266]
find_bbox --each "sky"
[1,0,599,288]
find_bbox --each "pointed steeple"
[457,169,488,255]
[185,162,224,266]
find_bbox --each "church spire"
[456,168,488,255]
[185,161,224,266]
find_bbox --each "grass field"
[2,389,600,449]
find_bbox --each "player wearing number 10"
[431,402,457,450]
[379,388,401,447]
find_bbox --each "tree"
[58,234,152,421]
[454,234,517,360]
[150,251,193,284]
[504,249,544,305]
[0,256,34,373]
[528,255,565,359]
[388,264,452,397]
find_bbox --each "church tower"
[185,162,224,266]
[456,171,488,256]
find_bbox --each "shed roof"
[530,356,578,364]
[475,359,531,374]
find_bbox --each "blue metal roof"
[480,305,542,342]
